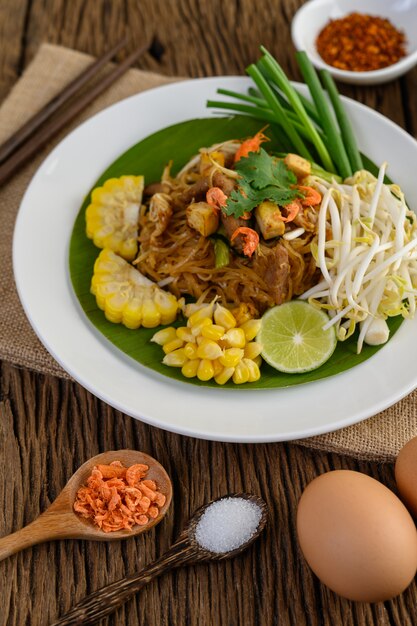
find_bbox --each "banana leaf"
[69,116,402,389]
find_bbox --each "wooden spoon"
[0,449,172,562]
[52,493,268,626]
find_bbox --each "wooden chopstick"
[0,37,129,166]
[0,39,151,187]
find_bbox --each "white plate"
[13,77,417,443]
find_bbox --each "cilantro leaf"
[224,149,302,218]
[235,148,297,189]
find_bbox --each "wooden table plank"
[2,363,417,626]
[0,0,29,101]
[1,1,417,624]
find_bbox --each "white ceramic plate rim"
[13,76,417,443]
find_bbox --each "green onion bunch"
[207,47,363,179]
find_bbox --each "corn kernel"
[182,302,202,318]
[214,304,236,329]
[197,359,214,381]
[219,348,244,368]
[190,317,212,337]
[214,366,235,385]
[244,341,263,360]
[231,303,253,326]
[212,358,223,377]
[181,359,200,378]
[151,327,177,345]
[94,259,121,274]
[177,326,195,343]
[122,297,144,329]
[254,355,262,367]
[106,291,129,315]
[162,348,188,367]
[201,324,225,341]
[196,338,223,360]
[223,328,246,349]
[95,281,120,299]
[120,240,137,261]
[188,304,214,327]
[154,290,178,324]
[233,360,250,384]
[243,358,261,382]
[163,337,184,354]
[184,342,198,359]
[142,298,161,328]
[240,318,262,341]
[105,309,123,324]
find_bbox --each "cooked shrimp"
[234,130,269,162]
[125,463,149,486]
[231,227,259,257]
[206,187,228,211]
[280,200,301,223]
[297,185,322,206]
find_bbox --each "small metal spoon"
[52,493,268,626]
[0,449,172,562]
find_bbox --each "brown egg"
[297,470,417,602]
[395,436,417,518]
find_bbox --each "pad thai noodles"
[132,133,417,354]
[134,135,322,316]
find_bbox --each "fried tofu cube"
[186,201,219,237]
[255,201,285,240]
[284,153,311,180]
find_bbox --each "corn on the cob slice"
[91,249,179,329]
[86,175,144,261]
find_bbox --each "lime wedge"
[257,301,336,373]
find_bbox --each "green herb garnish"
[224,148,300,218]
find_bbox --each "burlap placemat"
[1,43,416,461]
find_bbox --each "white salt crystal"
[195,497,262,554]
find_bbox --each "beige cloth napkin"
[1,43,416,461]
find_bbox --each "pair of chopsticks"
[0,37,152,187]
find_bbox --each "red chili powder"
[316,12,407,72]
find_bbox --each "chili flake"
[316,12,407,72]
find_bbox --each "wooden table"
[1,1,417,624]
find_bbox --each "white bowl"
[292,0,417,84]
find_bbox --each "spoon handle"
[0,510,78,562]
[52,532,200,626]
